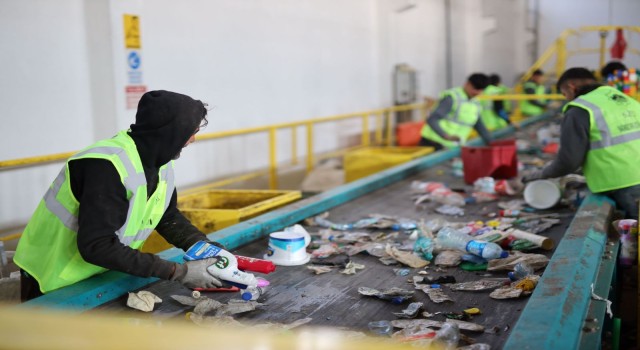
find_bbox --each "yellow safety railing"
[0,103,425,193]
[520,25,640,86]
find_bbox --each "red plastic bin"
[396,121,424,147]
[461,139,518,184]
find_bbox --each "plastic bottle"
[434,322,460,349]
[437,227,508,259]
[508,262,534,281]
[240,279,269,301]
[184,241,258,288]
[430,188,466,207]
[410,181,446,193]
[499,209,521,217]
[617,219,638,267]
[367,320,392,336]
[473,177,496,194]
[235,255,276,274]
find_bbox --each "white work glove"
[170,258,222,289]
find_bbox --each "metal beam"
[504,194,615,349]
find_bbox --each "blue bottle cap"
[240,291,252,301]
[500,251,509,258]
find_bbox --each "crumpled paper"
[386,244,429,268]
[127,291,162,312]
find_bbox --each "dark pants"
[20,269,43,302]
[419,137,444,151]
[602,184,640,220]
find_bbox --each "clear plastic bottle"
[434,322,460,349]
[240,285,268,301]
[437,227,508,260]
[508,262,534,281]
[367,320,392,336]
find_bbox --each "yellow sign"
[123,14,141,49]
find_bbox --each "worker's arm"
[426,95,454,139]
[539,107,590,178]
[524,86,548,108]
[70,159,176,279]
[155,189,209,251]
[473,116,492,145]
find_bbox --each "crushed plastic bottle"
[430,188,466,206]
[368,320,393,336]
[508,262,534,281]
[413,232,434,261]
[437,227,508,260]
[411,181,447,193]
[434,322,460,349]
[473,177,496,194]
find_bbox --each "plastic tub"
[461,139,518,184]
[523,180,561,209]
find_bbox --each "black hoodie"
[68,90,209,280]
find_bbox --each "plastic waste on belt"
[613,219,638,266]
[437,227,508,259]
[358,286,414,304]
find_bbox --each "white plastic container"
[523,179,561,209]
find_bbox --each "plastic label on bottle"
[184,241,222,261]
[465,240,486,257]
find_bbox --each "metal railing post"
[268,128,278,189]
[306,122,314,174]
[291,126,298,165]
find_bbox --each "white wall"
[5,0,600,230]
[538,0,640,72]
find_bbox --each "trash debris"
[459,262,488,271]
[368,320,393,336]
[358,287,414,304]
[437,227,508,260]
[613,219,638,266]
[436,204,465,216]
[422,286,454,303]
[340,261,365,275]
[417,275,457,285]
[310,254,350,267]
[489,275,540,299]
[127,291,162,312]
[392,325,437,342]
[434,250,464,266]
[487,251,549,271]
[413,228,434,261]
[458,344,491,350]
[393,268,410,276]
[508,262,534,281]
[449,279,507,291]
[463,307,481,316]
[216,299,263,316]
[385,244,430,268]
[310,243,341,258]
[446,319,485,332]
[171,294,223,315]
[590,283,613,319]
[307,265,333,274]
[393,302,423,318]
[498,199,526,211]
[434,322,460,348]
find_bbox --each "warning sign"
[126,85,147,110]
[123,14,141,49]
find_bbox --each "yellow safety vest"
[563,86,640,193]
[14,131,174,293]
[421,87,481,148]
[521,81,547,116]
[480,84,508,131]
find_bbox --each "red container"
[461,139,518,184]
[236,255,276,274]
[396,121,424,147]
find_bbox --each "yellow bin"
[344,146,434,183]
[141,189,301,253]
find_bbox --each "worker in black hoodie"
[15,90,225,301]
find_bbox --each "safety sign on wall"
[126,85,147,110]
[123,14,145,109]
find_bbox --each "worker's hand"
[171,259,222,289]
[521,169,544,184]
[444,135,461,142]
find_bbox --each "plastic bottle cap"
[500,251,509,258]
[241,292,253,301]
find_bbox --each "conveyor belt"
[23,113,619,349]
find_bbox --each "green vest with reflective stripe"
[480,84,508,131]
[497,84,512,112]
[14,131,175,293]
[421,87,481,148]
[521,81,547,116]
[563,86,640,193]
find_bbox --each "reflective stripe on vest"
[42,146,155,246]
[572,97,640,150]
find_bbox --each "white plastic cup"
[263,226,311,266]
[523,179,562,209]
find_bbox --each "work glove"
[521,169,544,184]
[171,259,222,289]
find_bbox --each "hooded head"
[129,90,207,168]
